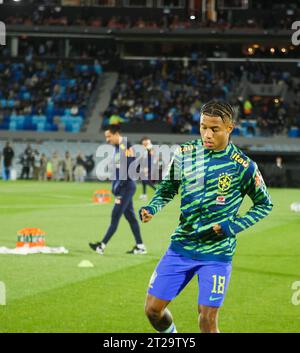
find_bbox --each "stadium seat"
[288,127,300,138]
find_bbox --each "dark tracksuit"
[101,141,143,245]
[142,148,156,194]
[3,146,14,180]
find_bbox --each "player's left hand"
[213,224,223,235]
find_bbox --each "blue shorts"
[148,248,232,307]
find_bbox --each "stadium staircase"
[85,72,118,135]
[0,72,118,142]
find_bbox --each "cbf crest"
[218,173,232,193]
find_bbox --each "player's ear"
[226,121,234,134]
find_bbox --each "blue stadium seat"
[232,127,240,136]
[288,127,300,138]
[32,115,47,124]
[8,99,15,108]
[36,121,46,132]
[191,125,198,135]
[21,92,31,101]
[9,121,17,131]
[145,112,155,121]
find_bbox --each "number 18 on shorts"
[148,248,232,307]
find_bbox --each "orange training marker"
[16,228,46,248]
[93,190,112,204]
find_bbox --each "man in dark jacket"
[2,142,14,180]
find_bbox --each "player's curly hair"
[200,100,235,123]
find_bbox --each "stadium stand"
[0,0,299,183]
[101,60,300,137]
[0,60,102,132]
[1,1,299,31]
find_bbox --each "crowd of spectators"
[102,60,300,136]
[103,59,240,134]
[0,53,298,136]
[238,63,300,136]
[0,59,101,131]
[237,62,296,85]
[2,7,299,31]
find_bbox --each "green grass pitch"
[0,181,300,333]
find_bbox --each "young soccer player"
[140,100,273,333]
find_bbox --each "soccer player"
[139,137,157,200]
[140,101,273,333]
[89,125,147,255]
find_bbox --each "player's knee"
[144,302,163,321]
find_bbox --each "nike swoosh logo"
[209,295,223,301]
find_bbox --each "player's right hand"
[140,208,153,223]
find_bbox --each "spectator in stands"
[32,150,41,180]
[84,154,95,179]
[2,142,15,181]
[134,17,147,29]
[39,153,48,181]
[51,151,61,181]
[109,111,127,125]
[24,144,33,158]
[20,150,33,180]
[70,105,79,116]
[94,59,103,75]
[63,151,73,182]
[107,16,122,29]
[89,17,103,28]
[74,153,86,182]
[270,156,288,187]
[46,159,53,181]
[243,99,253,118]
